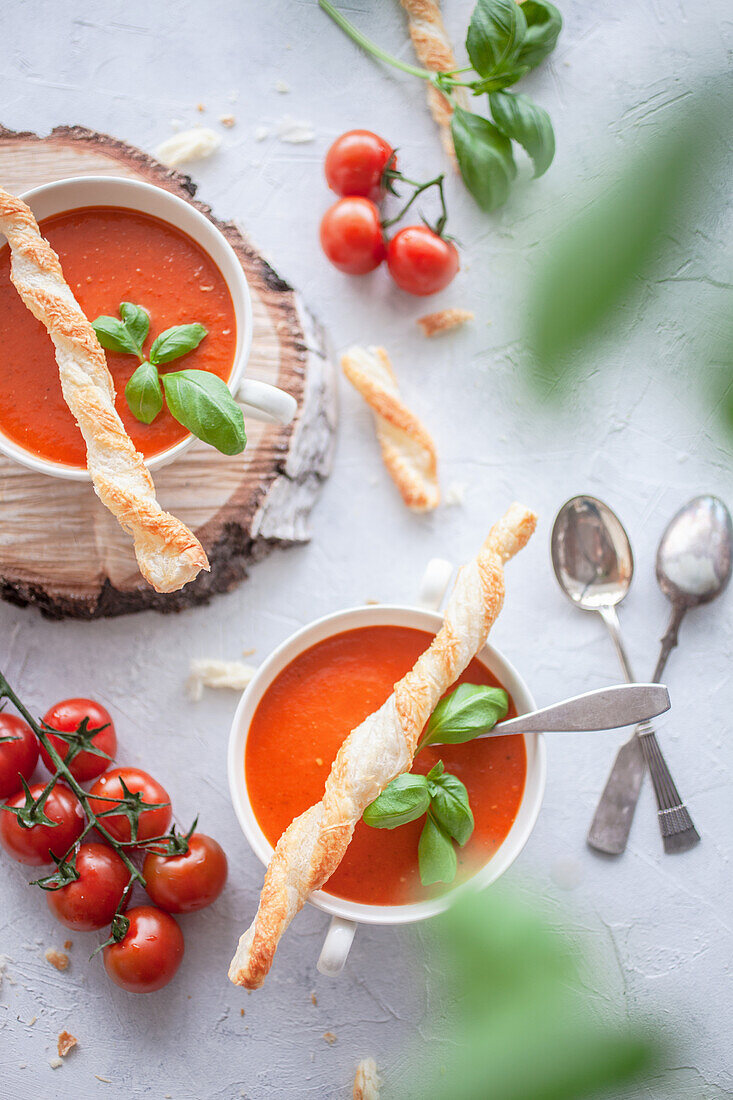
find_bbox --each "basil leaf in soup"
[421,684,509,748]
[363,774,431,829]
[428,770,475,847]
[150,323,208,365]
[418,813,458,886]
[92,315,141,356]
[125,361,163,425]
[119,301,150,352]
[162,369,246,455]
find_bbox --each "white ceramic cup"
[0,176,298,480]
[227,559,546,978]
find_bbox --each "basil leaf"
[466,0,527,79]
[119,301,150,352]
[489,91,555,177]
[451,106,517,211]
[422,684,509,748]
[124,361,162,425]
[363,774,430,829]
[161,369,246,455]
[426,760,445,782]
[471,65,530,94]
[517,0,562,70]
[418,814,457,886]
[150,323,208,365]
[428,771,475,847]
[92,315,140,356]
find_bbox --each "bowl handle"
[238,378,298,426]
[418,558,453,611]
[317,916,357,977]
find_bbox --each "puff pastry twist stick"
[0,187,209,593]
[342,345,439,512]
[399,0,470,163]
[229,503,536,989]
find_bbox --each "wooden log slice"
[0,125,337,619]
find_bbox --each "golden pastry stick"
[342,346,439,512]
[229,503,537,989]
[0,186,209,593]
[399,0,470,163]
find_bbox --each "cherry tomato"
[386,225,459,296]
[103,906,184,993]
[88,767,171,845]
[0,714,39,799]
[0,782,85,866]
[143,834,228,914]
[320,197,386,275]
[40,698,117,782]
[325,129,395,201]
[46,841,130,931]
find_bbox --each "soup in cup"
[0,176,297,480]
[228,560,546,977]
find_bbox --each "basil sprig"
[92,303,246,457]
[320,0,562,210]
[363,683,507,886]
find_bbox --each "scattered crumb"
[444,481,466,507]
[197,102,206,112]
[315,757,323,767]
[274,79,291,93]
[323,1031,337,1045]
[45,948,69,972]
[63,940,72,950]
[58,1031,77,1058]
[49,1057,63,1070]
[311,991,318,1006]
[354,1057,381,1100]
[199,283,214,292]
[220,114,237,128]
[27,1016,37,1027]
[95,1076,112,1084]
[275,116,316,144]
[364,598,380,606]
[187,658,257,701]
[240,1007,245,1017]
[155,127,221,168]
[417,308,474,337]
[242,648,256,658]
[254,125,270,142]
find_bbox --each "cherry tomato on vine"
[320,197,386,275]
[386,225,459,296]
[88,767,171,845]
[40,698,117,782]
[0,714,39,799]
[46,841,130,931]
[143,834,228,914]
[103,906,184,993]
[325,129,395,201]
[0,782,85,866]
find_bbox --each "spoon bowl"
[551,496,634,611]
[656,495,733,608]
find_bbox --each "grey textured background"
[0,1,731,1097]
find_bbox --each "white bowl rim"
[0,174,253,481]
[227,603,546,927]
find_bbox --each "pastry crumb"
[220,114,237,128]
[45,948,69,971]
[417,309,474,337]
[94,1075,112,1083]
[254,125,270,142]
[311,991,318,1006]
[274,79,291,93]
[155,127,221,168]
[63,939,72,950]
[197,102,206,112]
[240,1007,245,1017]
[275,116,316,144]
[58,1031,77,1058]
[49,1056,63,1069]
[354,1057,381,1100]
[187,658,257,701]
[27,1016,37,1027]
[315,757,323,767]
[323,1031,337,1045]
[444,481,466,507]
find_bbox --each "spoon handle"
[487,683,670,737]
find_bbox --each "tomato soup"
[0,206,236,467]
[245,625,527,907]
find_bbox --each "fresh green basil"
[428,770,475,847]
[92,315,141,356]
[517,0,563,70]
[162,369,246,455]
[489,91,555,177]
[124,361,163,425]
[418,813,457,886]
[150,323,208,365]
[466,0,527,80]
[422,684,509,749]
[119,301,150,351]
[363,774,431,829]
[451,106,517,211]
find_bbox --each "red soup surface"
[245,625,527,907]
[0,206,236,467]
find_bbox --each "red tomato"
[40,698,117,782]
[325,129,395,201]
[143,834,228,914]
[103,906,184,993]
[0,714,39,799]
[0,782,85,866]
[386,226,459,296]
[88,767,171,845]
[320,197,386,274]
[46,841,130,931]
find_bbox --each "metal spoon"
[551,496,702,855]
